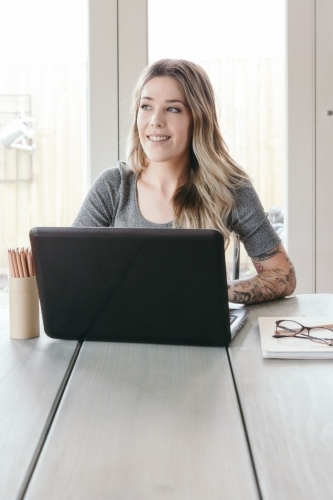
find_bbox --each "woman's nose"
[150,110,164,128]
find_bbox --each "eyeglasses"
[273,320,333,346]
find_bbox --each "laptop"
[30,227,249,347]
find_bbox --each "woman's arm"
[228,244,296,304]
[72,167,121,227]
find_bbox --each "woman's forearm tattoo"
[252,246,281,274]
[252,246,281,263]
[230,247,296,305]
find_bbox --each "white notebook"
[258,316,333,359]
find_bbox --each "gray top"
[73,162,280,257]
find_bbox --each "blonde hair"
[126,59,250,248]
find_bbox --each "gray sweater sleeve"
[72,167,121,227]
[229,183,281,257]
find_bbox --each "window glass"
[149,0,285,277]
[0,0,87,287]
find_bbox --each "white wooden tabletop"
[25,342,259,500]
[0,293,78,500]
[228,294,333,500]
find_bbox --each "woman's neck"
[140,161,189,197]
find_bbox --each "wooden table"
[24,342,258,500]
[228,294,333,500]
[0,293,79,500]
[2,292,333,499]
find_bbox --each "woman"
[73,59,296,304]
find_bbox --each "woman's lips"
[147,135,171,143]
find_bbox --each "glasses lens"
[309,327,333,343]
[276,320,303,336]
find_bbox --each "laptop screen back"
[30,227,232,347]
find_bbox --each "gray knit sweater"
[73,162,280,257]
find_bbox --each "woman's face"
[137,76,193,167]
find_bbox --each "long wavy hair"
[126,58,250,248]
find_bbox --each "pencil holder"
[9,276,40,339]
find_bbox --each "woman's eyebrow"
[166,99,186,106]
[140,96,186,106]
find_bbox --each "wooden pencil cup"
[9,276,40,339]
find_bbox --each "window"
[0,0,88,285]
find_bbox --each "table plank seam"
[16,340,83,500]
[226,347,263,500]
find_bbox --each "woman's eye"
[167,107,180,113]
[140,104,151,110]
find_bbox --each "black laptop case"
[30,227,231,346]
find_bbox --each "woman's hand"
[228,244,296,304]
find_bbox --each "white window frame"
[287,0,315,294]
[88,0,118,183]
[88,0,147,184]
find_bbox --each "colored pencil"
[8,247,35,278]
[27,250,34,277]
[8,250,15,278]
[15,249,24,277]
[20,248,29,277]
[11,250,19,277]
